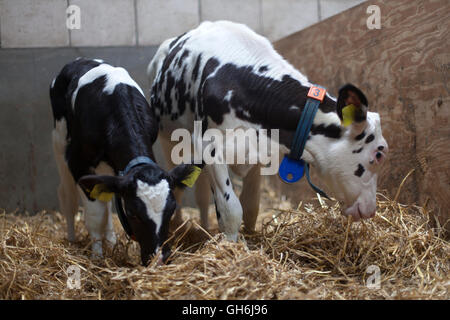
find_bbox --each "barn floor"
[0,180,449,300]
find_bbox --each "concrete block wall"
[0,0,367,48]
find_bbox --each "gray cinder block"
[137,0,199,45]
[0,0,69,48]
[69,0,136,47]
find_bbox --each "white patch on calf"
[313,109,341,126]
[103,67,144,96]
[72,64,144,109]
[136,179,170,234]
[224,90,233,102]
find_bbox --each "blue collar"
[118,156,154,176]
[279,86,331,200]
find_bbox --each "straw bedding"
[0,181,448,299]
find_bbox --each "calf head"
[307,84,388,221]
[78,163,194,265]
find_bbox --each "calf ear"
[169,164,201,189]
[336,84,369,125]
[78,175,127,202]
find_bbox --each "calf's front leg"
[78,189,109,258]
[207,163,242,241]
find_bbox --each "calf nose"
[378,141,389,154]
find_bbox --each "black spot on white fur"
[258,65,268,73]
[214,200,220,219]
[310,123,341,139]
[354,164,365,177]
[365,134,375,144]
[355,130,366,141]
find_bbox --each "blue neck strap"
[118,156,154,176]
[279,92,331,200]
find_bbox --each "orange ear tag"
[307,86,326,102]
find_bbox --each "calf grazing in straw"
[148,21,389,241]
[50,58,195,265]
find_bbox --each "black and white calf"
[148,21,388,241]
[50,58,193,265]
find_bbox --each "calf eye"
[378,145,384,151]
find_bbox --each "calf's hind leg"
[159,135,186,226]
[52,125,78,242]
[78,189,110,258]
[194,170,211,230]
[239,165,261,233]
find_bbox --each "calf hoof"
[243,226,257,235]
[90,241,103,260]
[224,232,239,242]
[105,232,117,249]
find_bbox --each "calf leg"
[159,135,185,226]
[240,165,261,233]
[104,201,116,248]
[194,170,211,230]
[207,164,242,241]
[78,189,109,258]
[52,128,78,242]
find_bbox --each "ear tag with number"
[181,166,202,188]
[90,184,114,202]
[278,155,305,183]
[342,104,356,127]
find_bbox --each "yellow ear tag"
[181,166,202,188]
[342,104,356,127]
[90,184,114,202]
